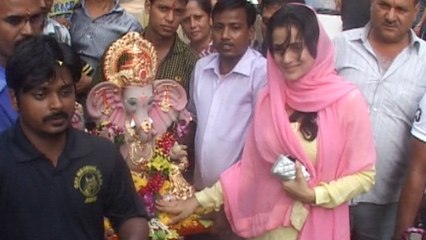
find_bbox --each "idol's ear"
[150,79,188,135]
[86,82,126,128]
[71,102,85,130]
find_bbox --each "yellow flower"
[104,218,112,230]
[159,181,171,195]
[149,155,172,172]
[158,212,171,225]
[132,172,148,191]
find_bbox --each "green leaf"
[199,219,213,228]
[155,230,166,240]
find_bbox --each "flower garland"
[133,132,211,239]
[93,122,211,240]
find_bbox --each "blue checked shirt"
[70,0,142,72]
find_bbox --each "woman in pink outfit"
[158,4,376,240]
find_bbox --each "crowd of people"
[1,0,426,239]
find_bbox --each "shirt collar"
[354,22,421,53]
[408,28,421,53]
[43,18,56,35]
[204,47,257,77]
[0,65,5,92]
[10,122,91,163]
[79,0,122,16]
[141,32,185,56]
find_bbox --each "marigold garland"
[98,126,211,240]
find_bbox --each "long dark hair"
[267,5,320,141]
[289,111,318,141]
[266,4,319,58]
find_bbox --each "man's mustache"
[43,112,69,123]
[219,41,234,46]
[383,20,397,27]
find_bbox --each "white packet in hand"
[271,154,310,181]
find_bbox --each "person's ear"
[8,89,18,111]
[248,25,255,42]
[145,0,151,14]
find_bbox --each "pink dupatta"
[220,7,375,239]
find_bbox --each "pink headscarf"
[220,5,375,239]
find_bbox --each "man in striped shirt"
[93,0,198,94]
[143,0,198,94]
[334,0,426,239]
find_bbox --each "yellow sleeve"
[314,168,375,208]
[194,182,224,211]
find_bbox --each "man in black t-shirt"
[0,35,149,240]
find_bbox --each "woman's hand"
[156,196,200,225]
[170,143,188,160]
[169,143,189,170]
[282,161,315,204]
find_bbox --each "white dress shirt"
[334,24,426,204]
[188,48,267,189]
[412,93,426,142]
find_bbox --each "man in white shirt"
[189,0,266,190]
[334,0,426,239]
[395,93,426,239]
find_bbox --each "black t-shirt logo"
[416,107,422,122]
[74,166,103,204]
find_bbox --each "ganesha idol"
[85,32,209,238]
